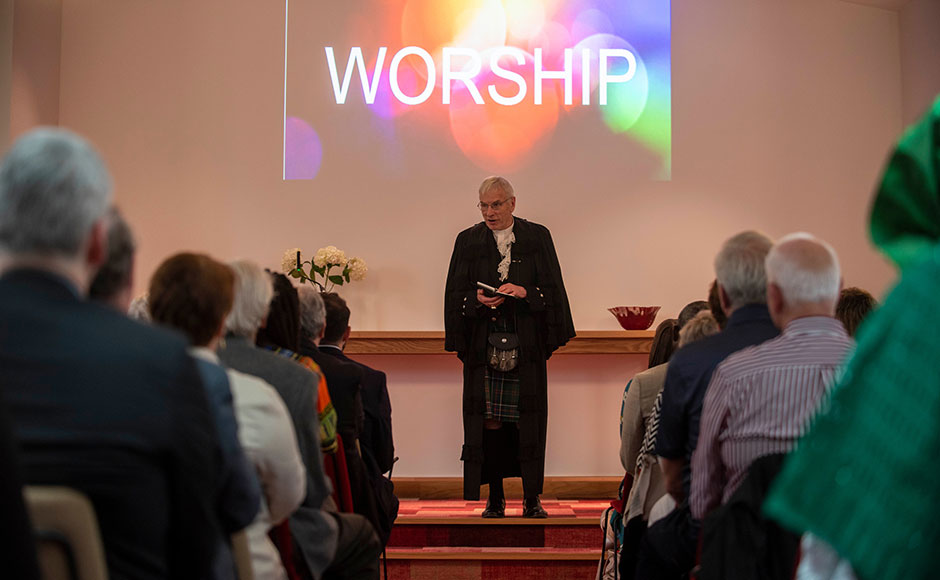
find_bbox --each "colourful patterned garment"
[267,346,339,453]
[764,94,940,580]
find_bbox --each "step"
[390,499,610,549]
[396,499,612,519]
[393,476,621,500]
[387,547,601,560]
[385,547,601,579]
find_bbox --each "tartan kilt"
[484,313,520,422]
[484,367,520,422]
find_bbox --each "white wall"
[0,0,12,150]
[53,0,900,333]
[899,0,940,124]
[12,0,912,477]
[9,0,61,139]
[359,352,647,477]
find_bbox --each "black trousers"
[322,512,381,580]
[634,505,699,580]
[482,423,521,486]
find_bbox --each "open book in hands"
[477,281,519,299]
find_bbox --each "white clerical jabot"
[493,220,514,282]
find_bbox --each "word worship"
[324,46,638,107]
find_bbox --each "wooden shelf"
[345,330,653,355]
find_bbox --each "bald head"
[765,233,841,327]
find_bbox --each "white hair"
[297,284,326,339]
[478,176,514,199]
[127,293,150,322]
[714,231,774,309]
[224,260,273,337]
[0,128,113,258]
[765,232,841,305]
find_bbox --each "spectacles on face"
[477,200,510,211]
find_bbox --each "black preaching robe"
[444,217,575,500]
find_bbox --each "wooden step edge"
[393,476,622,500]
[386,548,602,561]
[395,516,599,525]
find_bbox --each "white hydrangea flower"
[347,257,368,281]
[282,247,303,274]
[315,245,347,268]
[313,247,330,268]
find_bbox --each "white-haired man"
[444,176,575,518]
[0,128,223,579]
[636,231,780,579]
[690,233,853,520]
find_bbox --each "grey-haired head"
[0,128,113,259]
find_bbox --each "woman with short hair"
[149,252,306,580]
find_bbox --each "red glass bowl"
[608,306,661,331]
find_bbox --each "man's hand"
[477,289,505,308]
[496,283,527,299]
[659,456,686,503]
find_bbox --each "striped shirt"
[690,316,853,520]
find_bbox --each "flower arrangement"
[281,246,368,291]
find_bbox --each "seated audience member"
[261,276,360,458]
[88,207,136,311]
[636,231,779,579]
[297,287,399,546]
[835,286,877,337]
[621,303,708,477]
[679,311,722,347]
[0,128,223,579]
[620,318,676,474]
[149,253,306,580]
[691,233,853,521]
[256,272,339,455]
[764,95,940,580]
[93,212,261,580]
[647,311,723,524]
[615,307,716,579]
[318,292,395,476]
[257,273,371,522]
[218,261,380,580]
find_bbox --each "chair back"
[24,486,108,580]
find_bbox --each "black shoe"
[522,496,548,518]
[481,497,506,518]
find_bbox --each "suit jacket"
[301,345,364,447]
[317,345,395,475]
[0,390,40,580]
[0,269,222,580]
[621,363,669,473]
[218,335,338,578]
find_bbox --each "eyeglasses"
[477,199,511,211]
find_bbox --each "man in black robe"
[444,176,575,518]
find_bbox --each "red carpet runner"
[387,499,610,579]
